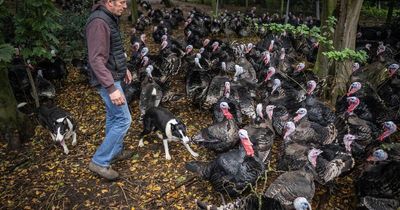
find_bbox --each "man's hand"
[124,69,132,84]
[109,89,126,106]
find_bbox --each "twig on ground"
[142,176,198,205]
[119,185,130,207]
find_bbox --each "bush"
[56,10,90,63]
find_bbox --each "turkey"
[36,50,67,83]
[307,146,355,185]
[139,65,163,119]
[204,74,231,109]
[336,81,390,124]
[356,160,400,210]
[211,81,242,124]
[265,170,315,209]
[242,104,276,162]
[302,80,336,127]
[285,108,337,146]
[377,63,400,123]
[192,102,239,153]
[196,194,285,210]
[186,129,265,196]
[185,56,212,106]
[35,69,56,99]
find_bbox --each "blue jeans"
[92,81,132,167]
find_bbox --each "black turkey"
[186,129,265,196]
[286,108,337,146]
[211,81,242,124]
[192,102,239,153]
[356,160,400,210]
[36,50,67,83]
[139,65,163,119]
[203,75,230,109]
[377,63,400,123]
[35,69,56,99]
[307,146,354,185]
[196,194,285,210]
[301,80,336,127]
[265,170,315,209]
[185,56,212,106]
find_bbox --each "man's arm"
[86,19,116,94]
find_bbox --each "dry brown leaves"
[0,1,373,210]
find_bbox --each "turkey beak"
[367,155,376,161]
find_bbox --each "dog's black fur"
[38,104,77,154]
[140,107,186,139]
[139,106,198,160]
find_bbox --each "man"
[86,0,133,180]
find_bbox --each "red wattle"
[241,138,254,157]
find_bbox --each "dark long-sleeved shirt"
[86,3,117,94]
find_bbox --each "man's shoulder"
[86,18,108,30]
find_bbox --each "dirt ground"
[0,0,374,209]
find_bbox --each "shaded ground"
[0,1,386,209]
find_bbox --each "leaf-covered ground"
[0,1,384,209]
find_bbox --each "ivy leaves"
[323,49,368,63]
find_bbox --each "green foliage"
[255,16,367,63]
[323,49,368,64]
[0,0,14,44]
[56,10,89,62]
[14,0,62,63]
[0,44,15,63]
[361,5,388,18]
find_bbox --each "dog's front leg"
[163,139,171,160]
[138,138,144,147]
[183,142,199,157]
[60,140,69,154]
[72,132,77,146]
[50,132,56,141]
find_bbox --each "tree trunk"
[280,0,284,16]
[0,67,34,150]
[316,0,320,20]
[285,0,290,24]
[386,0,395,25]
[329,0,363,105]
[314,0,336,78]
[131,0,138,24]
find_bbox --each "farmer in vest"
[86,0,133,180]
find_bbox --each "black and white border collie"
[139,107,198,160]
[38,105,77,154]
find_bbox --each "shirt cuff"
[106,84,117,94]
